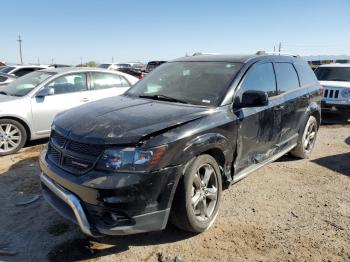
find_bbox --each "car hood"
[319,81,350,88]
[0,94,21,102]
[53,95,209,145]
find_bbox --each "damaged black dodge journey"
[40,54,321,236]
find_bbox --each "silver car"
[0,73,17,87]
[0,67,139,155]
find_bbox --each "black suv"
[40,54,321,237]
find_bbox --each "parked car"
[116,67,144,79]
[145,61,167,73]
[97,63,116,70]
[314,64,350,116]
[131,63,145,72]
[0,65,49,77]
[0,68,138,155]
[0,73,17,86]
[40,54,321,237]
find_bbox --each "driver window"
[240,63,277,97]
[46,73,87,95]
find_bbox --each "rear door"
[234,62,283,173]
[273,62,307,148]
[89,72,131,101]
[30,72,91,135]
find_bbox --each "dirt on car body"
[0,123,349,261]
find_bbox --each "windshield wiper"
[139,94,188,104]
[0,91,7,95]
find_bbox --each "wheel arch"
[179,133,235,187]
[0,116,31,141]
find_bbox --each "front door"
[233,62,283,174]
[30,72,91,135]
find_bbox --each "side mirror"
[240,90,268,108]
[36,87,54,97]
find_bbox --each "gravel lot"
[0,115,349,262]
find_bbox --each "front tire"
[290,115,318,159]
[0,119,27,156]
[171,154,222,233]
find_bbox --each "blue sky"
[1,0,349,65]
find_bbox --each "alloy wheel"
[191,163,219,221]
[304,121,317,152]
[0,123,22,153]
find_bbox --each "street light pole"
[17,35,23,64]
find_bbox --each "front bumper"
[39,148,181,237]
[321,101,350,114]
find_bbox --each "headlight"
[341,88,350,98]
[96,145,167,172]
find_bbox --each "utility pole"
[37,57,40,65]
[273,45,276,52]
[51,58,54,65]
[278,42,282,54]
[17,35,23,64]
[80,57,83,66]
[112,57,114,63]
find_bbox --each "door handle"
[80,98,89,102]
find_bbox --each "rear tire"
[0,119,27,156]
[170,154,222,233]
[290,115,318,159]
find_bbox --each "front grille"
[47,144,61,165]
[62,155,94,174]
[51,130,66,147]
[46,131,104,175]
[67,140,104,157]
[323,87,341,99]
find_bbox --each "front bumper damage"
[39,149,180,237]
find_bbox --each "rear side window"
[91,72,125,90]
[240,63,277,97]
[13,68,36,77]
[274,63,300,94]
[294,62,317,86]
[0,76,7,82]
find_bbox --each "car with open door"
[39,53,321,237]
[0,67,138,155]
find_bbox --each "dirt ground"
[0,114,349,262]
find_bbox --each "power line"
[17,35,23,64]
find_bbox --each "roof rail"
[260,51,300,58]
[192,52,222,56]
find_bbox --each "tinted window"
[46,73,87,95]
[274,63,300,94]
[0,66,15,74]
[127,62,242,106]
[294,62,317,86]
[240,63,276,97]
[13,68,37,77]
[315,67,350,82]
[91,72,125,90]
[0,76,7,82]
